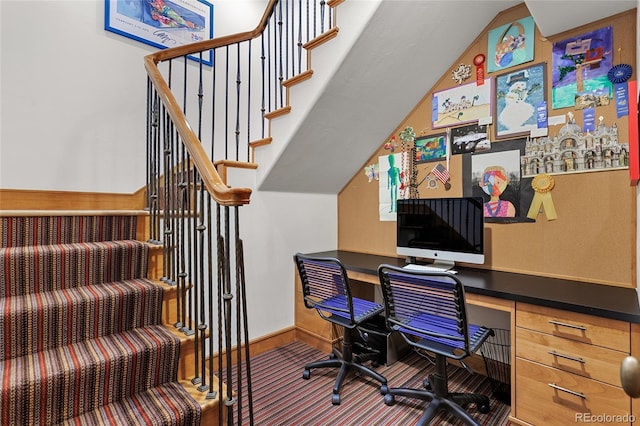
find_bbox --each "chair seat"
[395,313,492,359]
[319,295,384,325]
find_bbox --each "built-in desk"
[308,250,640,322]
[295,250,640,425]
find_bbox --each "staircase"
[0,212,205,425]
[0,1,363,424]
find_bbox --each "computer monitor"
[396,197,485,270]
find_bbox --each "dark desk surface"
[307,250,640,324]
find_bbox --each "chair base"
[384,388,490,426]
[303,349,388,405]
[383,355,490,426]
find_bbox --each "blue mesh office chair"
[378,264,493,426]
[294,253,389,405]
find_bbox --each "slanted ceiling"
[257,0,637,194]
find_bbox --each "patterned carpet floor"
[237,340,510,425]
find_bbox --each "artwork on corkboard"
[551,26,612,109]
[487,16,535,73]
[378,152,409,221]
[450,124,490,155]
[431,80,492,129]
[463,138,534,223]
[494,62,547,139]
[414,134,447,163]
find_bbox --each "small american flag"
[431,163,450,183]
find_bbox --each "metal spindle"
[225,46,230,159]
[297,0,303,74]
[277,1,284,108]
[235,43,242,161]
[197,183,208,392]
[246,40,253,160]
[210,47,217,158]
[206,196,217,400]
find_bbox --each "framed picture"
[105,0,214,66]
[414,134,447,163]
[487,16,535,73]
[431,79,492,129]
[450,124,490,155]
[494,62,547,139]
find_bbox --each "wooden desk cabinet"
[513,303,632,425]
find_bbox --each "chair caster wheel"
[329,353,337,359]
[478,403,491,414]
[422,378,432,390]
[331,393,341,405]
[380,384,388,395]
[371,361,380,368]
[302,369,310,380]
[384,393,395,406]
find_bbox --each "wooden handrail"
[144,60,251,207]
[142,0,281,207]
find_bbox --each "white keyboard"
[402,264,457,274]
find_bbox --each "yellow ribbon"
[526,174,557,220]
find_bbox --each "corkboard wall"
[338,5,637,287]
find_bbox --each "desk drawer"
[515,358,631,425]
[516,303,630,351]
[516,327,627,386]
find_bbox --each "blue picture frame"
[105,0,214,66]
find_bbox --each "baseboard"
[208,326,298,368]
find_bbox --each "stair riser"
[0,240,148,297]
[0,279,163,360]
[0,326,180,425]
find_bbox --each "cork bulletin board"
[338,5,637,288]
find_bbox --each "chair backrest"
[378,264,477,360]
[294,253,355,325]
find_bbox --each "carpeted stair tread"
[61,382,201,426]
[0,278,163,360]
[0,240,148,296]
[0,325,182,425]
[0,215,138,248]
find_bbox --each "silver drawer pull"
[548,350,586,363]
[548,320,587,331]
[548,383,586,399]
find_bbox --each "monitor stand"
[405,257,456,272]
[430,260,456,271]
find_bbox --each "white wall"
[0,0,336,341]
[0,0,267,193]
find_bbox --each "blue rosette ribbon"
[608,64,633,118]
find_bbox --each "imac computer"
[396,197,485,272]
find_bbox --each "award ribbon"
[608,63,633,118]
[526,174,557,220]
[473,54,485,86]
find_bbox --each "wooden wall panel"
[339,5,637,287]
